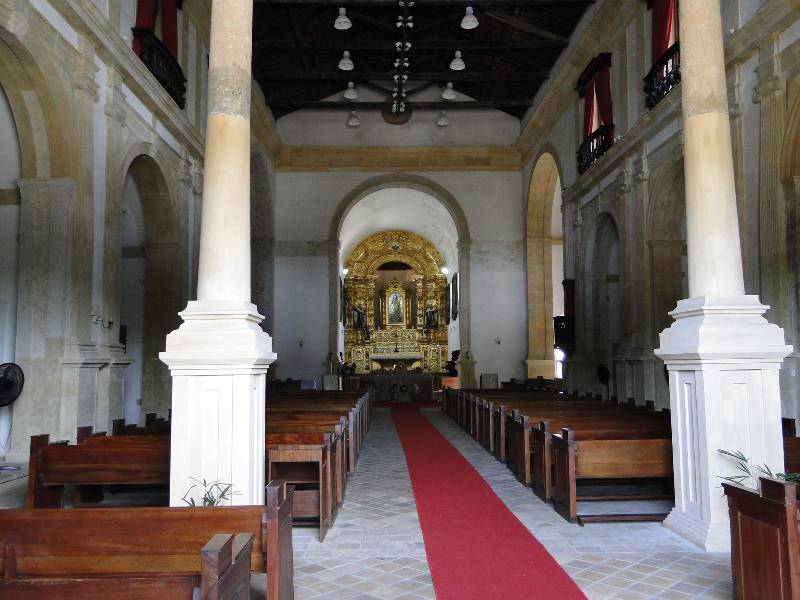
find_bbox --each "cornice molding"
[277,145,522,172]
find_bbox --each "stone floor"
[0,410,733,599]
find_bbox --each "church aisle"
[393,409,585,599]
[425,411,733,600]
[292,409,435,600]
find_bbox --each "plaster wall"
[278,85,519,147]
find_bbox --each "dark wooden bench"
[723,476,800,599]
[2,481,294,600]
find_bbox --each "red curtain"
[594,66,613,129]
[133,0,179,59]
[132,0,158,56]
[161,0,179,58]
[583,80,596,138]
[652,0,677,63]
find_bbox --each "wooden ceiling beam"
[483,8,568,42]
[264,99,532,109]
[255,70,549,81]
[254,40,566,50]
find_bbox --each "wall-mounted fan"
[0,363,24,408]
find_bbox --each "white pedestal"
[160,300,276,507]
[655,296,791,551]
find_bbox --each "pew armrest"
[201,533,254,600]
[265,480,294,600]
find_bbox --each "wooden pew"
[551,427,673,524]
[2,481,294,600]
[1,533,254,600]
[723,477,800,600]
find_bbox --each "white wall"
[120,173,145,424]
[278,85,519,146]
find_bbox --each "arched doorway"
[646,159,686,408]
[342,230,448,374]
[587,213,622,397]
[119,155,182,422]
[330,175,472,386]
[526,152,565,379]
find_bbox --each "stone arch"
[525,151,564,378]
[119,154,183,421]
[251,149,275,334]
[0,16,72,179]
[330,175,473,372]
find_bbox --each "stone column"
[456,239,477,388]
[655,0,791,551]
[160,0,276,506]
[7,179,76,461]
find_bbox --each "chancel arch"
[343,230,449,373]
[331,175,474,384]
[119,155,183,423]
[525,152,566,379]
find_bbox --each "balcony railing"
[577,123,614,175]
[644,43,681,111]
[132,28,187,110]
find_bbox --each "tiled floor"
[0,410,733,599]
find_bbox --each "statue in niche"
[387,290,404,325]
[424,305,439,330]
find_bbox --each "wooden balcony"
[644,43,681,111]
[577,123,614,175]
[132,28,187,110]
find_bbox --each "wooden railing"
[132,28,187,110]
[644,43,681,111]
[577,123,614,175]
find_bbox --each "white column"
[160,0,275,506]
[654,0,791,551]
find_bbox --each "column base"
[525,357,556,379]
[663,506,730,552]
[160,300,277,507]
[656,295,791,554]
[458,353,477,389]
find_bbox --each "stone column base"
[160,300,276,506]
[525,357,556,379]
[458,353,477,389]
[655,295,791,552]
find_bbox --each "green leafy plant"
[717,448,800,488]
[182,477,236,506]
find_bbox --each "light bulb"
[338,50,354,71]
[436,110,450,127]
[442,82,457,100]
[450,50,465,71]
[461,6,479,30]
[346,110,360,127]
[334,7,352,30]
[344,81,358,100]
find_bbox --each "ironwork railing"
[577,123,614,175]
[644,43,681,111]
[132,28,187,110]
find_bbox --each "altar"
[372,373,436,402]
[370,353,424,370]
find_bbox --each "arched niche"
[583,212,622,395]
[119,155,183,422]
[525,152,565,378]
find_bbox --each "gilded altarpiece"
[343,231,448,373]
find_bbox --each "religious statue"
[424,305,439,330]
[388,290,404,325]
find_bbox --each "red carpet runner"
[392,410,586,600]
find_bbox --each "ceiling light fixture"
[344,81,358,100]
[450,50,465,71]
[441,267,449,275]
[436,110,450,127]
[441,82,457,100]
[461,6,479,30]
[334,7,352,30]
[346,110,360,127]
[338,50,354,71]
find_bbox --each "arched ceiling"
[340,187,459,272]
